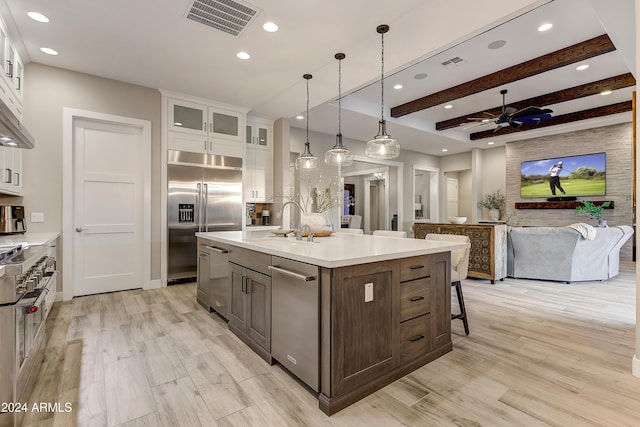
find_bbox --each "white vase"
[597,219,608,228]
[300,212,327,233]
[488,209,500,221]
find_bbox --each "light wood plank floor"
[23,262,640,427]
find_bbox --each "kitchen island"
[196,230,468,415]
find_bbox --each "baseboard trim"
[147,279,162,290]
[633,354,640,378]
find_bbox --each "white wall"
[1,63,162,286]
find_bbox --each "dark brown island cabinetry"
[319,252,451,415]
[228,247,272,363]
[202,234,456,416]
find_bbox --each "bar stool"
[424,233,470,335]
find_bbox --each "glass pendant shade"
[296,141,319,170]
[366,120,400,159]
[366,24,400,160]
[325,52,353,166]
[296,73,318,170]
[325,133,353,166]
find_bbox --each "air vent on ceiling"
[184,0,260,37]
[441,56,466,68]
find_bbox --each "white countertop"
[196,231,468,268]
[0,232,60,247]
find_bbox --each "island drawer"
[399,255,431,282]
[229,247,272,276]
[399,314,432,363]
[399,278,431,322]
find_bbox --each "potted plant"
[478,190,506,221]
[575,200,611,227]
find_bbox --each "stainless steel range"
[0,244,57,427]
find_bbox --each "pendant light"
[366,24,400,159]
[325,53,353,166]
[296,74,319,170]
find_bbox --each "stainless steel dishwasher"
[269,256,319,391]
[208,243,230,319]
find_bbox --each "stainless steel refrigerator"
[168,150,242,284]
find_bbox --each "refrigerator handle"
[196,182,202,232]
[204,183,209,232]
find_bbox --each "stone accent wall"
[506,123,633,260]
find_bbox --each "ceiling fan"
[465,89,553,132]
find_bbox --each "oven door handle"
[17,288,48,310]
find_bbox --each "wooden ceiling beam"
[390,34,616,118]
[468,101,632,140]
[435,73,636,131]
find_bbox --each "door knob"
[75,227,83,232]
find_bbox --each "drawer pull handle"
[409,335,425,342]
[409,296,424,302]
[409,265,425,270]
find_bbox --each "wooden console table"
[413,223,507,284]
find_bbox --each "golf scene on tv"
[520,152,606,198]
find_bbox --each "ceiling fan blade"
[504,106,517,115]
[467,117,494,122]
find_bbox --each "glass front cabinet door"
[168,99,207,135]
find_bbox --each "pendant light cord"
[380,29,385,122]
[338,58,342,134]
[306,77,310,145]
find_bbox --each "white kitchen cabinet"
[246,118,271,147]
[168,132,243,158]
[168,98,245,143]
[245,144,272,203]
[0,21,24,118]
[0,146,22,196]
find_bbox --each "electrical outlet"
[31,212,44,223]
[365,282,374,302]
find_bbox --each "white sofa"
[507,225,634,283]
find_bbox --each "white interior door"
[72,118,146,296]
[447,178,459,217]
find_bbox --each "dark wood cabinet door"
[331,260,398,396]
[228,263,246,331]
[246,269,271,352]
[430,251,451,349]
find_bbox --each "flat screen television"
[520,152,606,198]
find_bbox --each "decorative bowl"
[448,216,467,224]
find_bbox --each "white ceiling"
[1,0,635,156]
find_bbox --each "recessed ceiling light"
[236,51,250,60]
[576,64,589,71]
[296,115,304,120]
[538,23,553,32]
[393,84,403,90]
[6,142,17,147]
[40,47,58,55]
[414,73,427,80]
[27,12,49,23]
[444,104,453,109]
[174,122,183,126]
[263,22,278,32]
[600,90,612,95]
[488,141,495,145]
[488,40,506,50]
[0,137,12,141]
[441,148,448,152]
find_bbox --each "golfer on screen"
[549,161,566,195]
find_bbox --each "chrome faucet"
[300,224,312,242]
[280,200,302,233]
